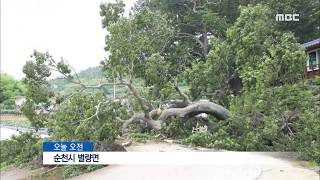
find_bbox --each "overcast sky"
[1,0,135,80]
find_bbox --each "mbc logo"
[276,14,299,21]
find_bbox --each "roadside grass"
[0,164,15,171]
[63,165,106,179]
[31,167,64,180]
[296,160,320,171]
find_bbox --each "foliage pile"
[182,5,319,164]
[184,81,320,164]
[48,93,123,143]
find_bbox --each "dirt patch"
[0,167,31,180]
[0,167,64,180]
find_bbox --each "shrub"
[182,82,319,165]
[294,108,320,164]
[161,117,192,138]
[183,131,214,147]
[0,132,41,169]
[48,93,123,143]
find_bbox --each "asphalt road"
[71,142,319,180]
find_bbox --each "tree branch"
[73,101,109,125]
[176,32,206,57]
[174,82,191,104]
[120,100,230,131]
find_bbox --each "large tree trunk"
[118,80,230,132]
[120,100,230,131]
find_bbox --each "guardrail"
[0,111,27,121]
[0,109,22,115]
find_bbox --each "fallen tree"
[112,76,230,132]
[22,51,231,132]
[118,100,230,131]
[21,1,233,133]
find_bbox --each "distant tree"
[49,66,106,93]
[264,0,320,43]
[77,67,105,80]
[228,5,306,90]
[187,5,306,101]
[0,73,26,104]
[234,0,320,43]
[135,0,233,59]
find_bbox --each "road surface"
[71,142,319,180]
[0,126,49,140]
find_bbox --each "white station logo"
[276,14,299,22]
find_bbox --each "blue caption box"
[43,142,94,152]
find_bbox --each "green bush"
[160,117,192,138]
[181,82,319,165]
[0,132,41,169]
[294,108,320,164]
[48,93,123,143]
[219,83,315,150]
[183,132,214,147]
[183,128,240,150]
[314,76,320,85]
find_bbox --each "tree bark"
[120,100,230,131]
[200,22,208,58]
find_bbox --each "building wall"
[304,44,320,79]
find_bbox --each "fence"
[0,110,27,121]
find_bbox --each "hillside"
[49,66,106,93]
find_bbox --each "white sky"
[1,0,136,80]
